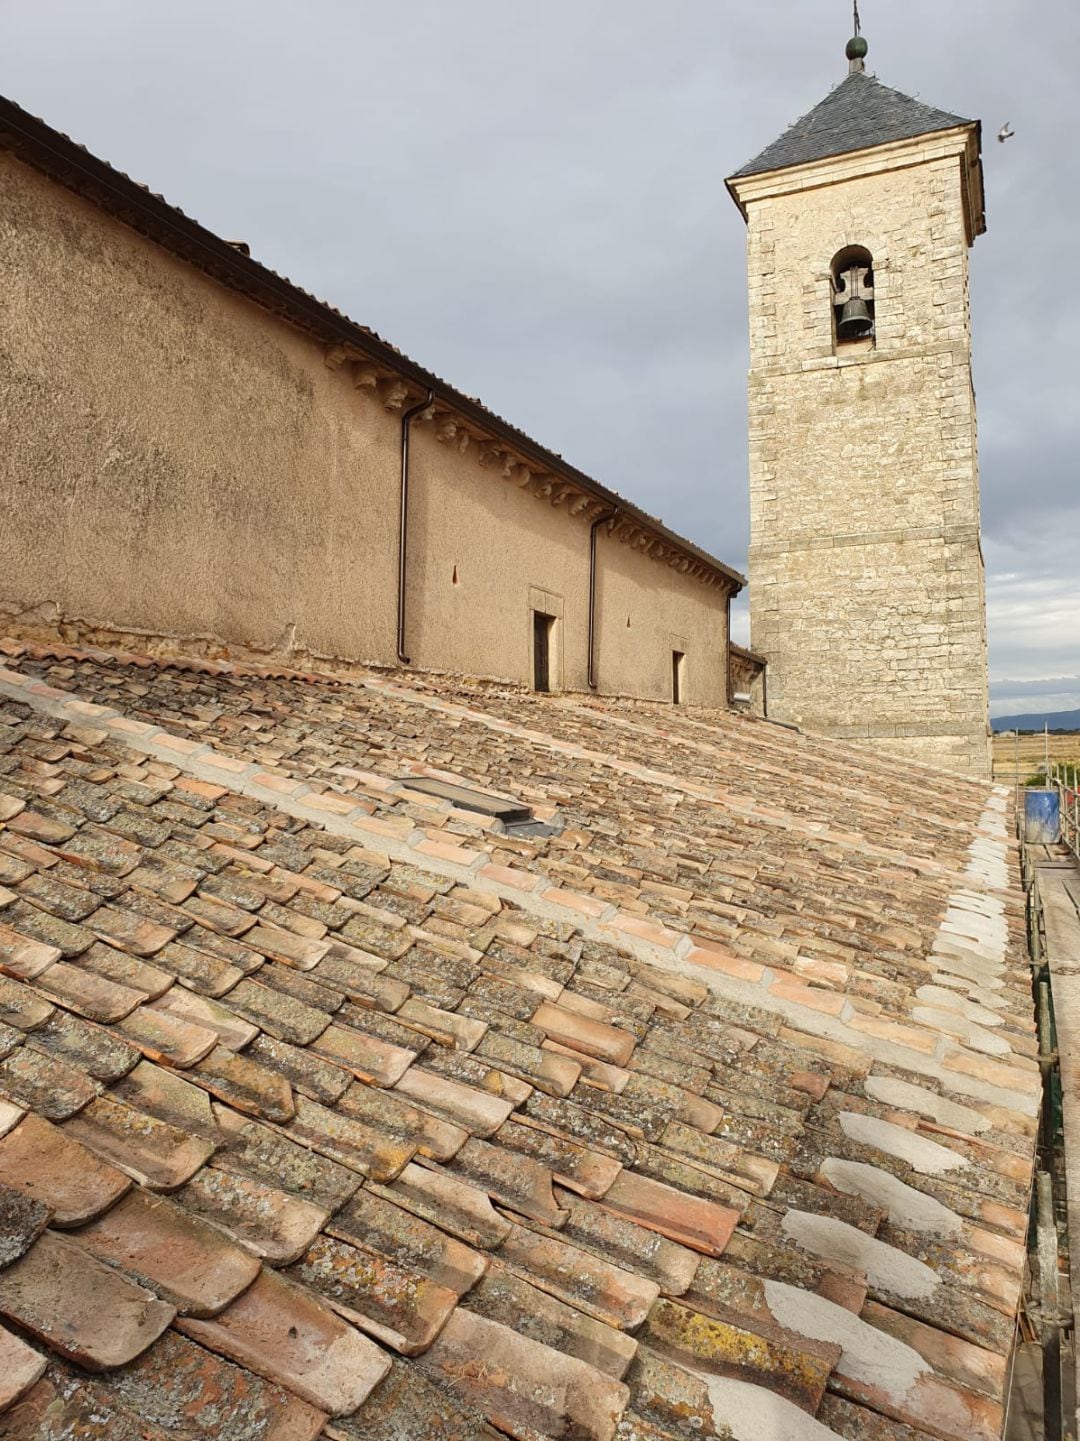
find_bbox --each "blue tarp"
[1024,789,1061,844]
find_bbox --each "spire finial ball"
[846,35,868,61]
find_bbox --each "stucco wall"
[739,137,991,777]
[407,434,729,701]
[592,533,730,706]
[0,150,731,705]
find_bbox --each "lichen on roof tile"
[0,647,1036,1439]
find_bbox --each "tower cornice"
[727,123,986,246]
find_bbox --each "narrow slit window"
[672,650,685,705]
[533,611,555,693]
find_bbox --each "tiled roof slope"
[0,640,1035,1441]
[730,71,971,179]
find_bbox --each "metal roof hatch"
[399,777,559,838]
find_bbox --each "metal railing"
[1047,763,1080,860]
[1014,812,1074,1440]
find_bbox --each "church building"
[1,29,991,775]
[0,99,741,709]
[728,31,992,778]
[0,30,1048,1441]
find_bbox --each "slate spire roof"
[730,70,973,180]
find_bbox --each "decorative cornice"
[325,345,736,591]
[0,96,744,596]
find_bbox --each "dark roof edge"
[0,94,744,594]
[729,642,767,668]
[724,116,982,220]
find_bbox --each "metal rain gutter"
[587,507,618,692]
[397,390,434,666]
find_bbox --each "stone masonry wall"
[742,141,991,777]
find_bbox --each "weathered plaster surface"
[0,150,731,704]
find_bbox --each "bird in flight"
[998,122,1015,143]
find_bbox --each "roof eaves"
[0,94,745,594]
[729,643,767,668]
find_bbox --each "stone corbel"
[327,342,373,371]
[351,364,381,392]
[567,494,592,517]
[378,378,411,411]
[477,441,501,468]
[434,412,461,444]
[508,464,532,488]
[550,485,576,507]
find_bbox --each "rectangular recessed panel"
[399,778,533,826]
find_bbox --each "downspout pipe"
[725,594,733,709]
[397,390,434,666]
[588,507,618,691]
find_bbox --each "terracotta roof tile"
[1,1372,169,1441]
[418,1307,629,1441]
[0,1228,175,1368]
[329,1184,486,1295]
[0,1111,132,1224]
[0,1042,100,1119]
[117,1002,220,1067]
[178,1267,391,1415]
[62,1092,216,1189]
[0,920,63,977]
[0,651,1035,1436]
[324,1355,493,1441]
[178,1164,330,1264]
[468,1262,638,1378]
[286,1094,418,1182]
[74,1186,261,1315]
[79,1327,331,1440]
[0,1325,46,1412]
[0,1180,49,1265]
[372,1161,513,1249]
[287,1231,461,1355]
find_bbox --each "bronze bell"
[837,295,873,341]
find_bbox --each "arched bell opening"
[831,245,876,346]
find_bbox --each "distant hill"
[992,708,1080,733]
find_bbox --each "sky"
[3,0,1077,717]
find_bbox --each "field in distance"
[991,730,1080,784]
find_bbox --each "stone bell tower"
[726,26,991,777]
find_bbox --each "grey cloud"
[992,677,1080,698]
[1,0,1076,697]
